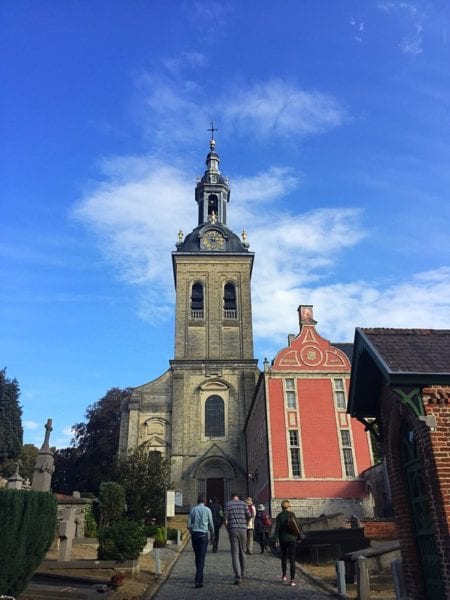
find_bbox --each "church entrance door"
[206,478,224,507]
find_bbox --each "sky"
[2,1,450,448]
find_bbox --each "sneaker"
[282,576,287,582]
[290,580,296,586]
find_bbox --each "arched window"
[223,282,237,318]
[191,282,204,319]
[208,194,218,220]
[205,395,225,437]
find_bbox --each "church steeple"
[195,123,230,226]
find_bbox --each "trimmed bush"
[153,526,167,548]
[0,489,57,597]
[97,518,146,562]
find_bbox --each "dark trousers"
[212,523,221,552]
[191,531,209,585]
[280,539,297,580]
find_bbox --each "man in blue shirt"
[187,494,215,588]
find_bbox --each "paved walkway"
[153,533,335,599]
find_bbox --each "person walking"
[187,494,215,589]
[245,497,256,554]
[208,496,224,553]
[254,503,272,554]
[224,492,251,585]
[274,499,300,587]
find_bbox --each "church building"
[119,135,260,507]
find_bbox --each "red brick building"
[348,328,450,600]
[245,305,373,518]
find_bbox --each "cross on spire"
[208,121,218,143]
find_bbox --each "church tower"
[119,131,259,508]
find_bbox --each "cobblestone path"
[153,534,335,599]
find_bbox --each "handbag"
[287,513,301,538]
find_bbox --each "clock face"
[202,230,225,250]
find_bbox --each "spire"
[195,122,230,226]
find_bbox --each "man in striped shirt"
[224,492,251,585]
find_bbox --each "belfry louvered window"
[223,283,237,319]
[191,283,204,319]
[205,395,225,437]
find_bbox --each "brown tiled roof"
[361,328,450,375]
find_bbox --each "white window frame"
[340,429,356,478]
[288,429,302,478]
[284,377,297,409]
[333,377,347,410]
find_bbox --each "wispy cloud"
[378,1,425,55]
[23,420,40,431]
[350,16,365,43]
[222,80,346,139]
[133,70,347,150]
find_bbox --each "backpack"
[287,513,301,537]
[263,514,272,529]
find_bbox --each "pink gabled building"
[245,305,374,518]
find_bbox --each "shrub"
[83,504,97,538]
[98,481,126,530]
[97,518,146,562]
[153,526,166,548]
[0,489,57,597]
[167,527,178,541]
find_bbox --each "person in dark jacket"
[254,503,271,553]
[208,496,224,553]
[274,499,299,587]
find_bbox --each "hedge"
[0,489,57,597]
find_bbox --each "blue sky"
[2,1,450,448]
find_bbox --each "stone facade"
[119,138,259,508]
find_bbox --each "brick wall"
[381,384,450,599]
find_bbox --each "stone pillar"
[32,418,55,492]
[58,507,76,561]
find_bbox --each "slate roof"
[360,328,450,375]
[333,342,354,364]
[348,328,450,419]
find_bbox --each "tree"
[52,387,132,495]
[0,368,23,464]
[98,481,126,530]
[0,443,39,480]
[115,446,172,526]
[0,489,57,597]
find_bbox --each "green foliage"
[97,518,146,562]
[167,527,178,541]
[83,504,98,538]
[98,481,126,530]
[0,444,39,480]
[115,446,172,526]
[0,369,23,464]
[153,526,166,548]
[52,387,132,495]
[0,489,57,597]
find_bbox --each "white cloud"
[75,153,450,361]
[377,1,425,55]
[222,80,346,139]
[23,420,40,431]
[134,71,346,149]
